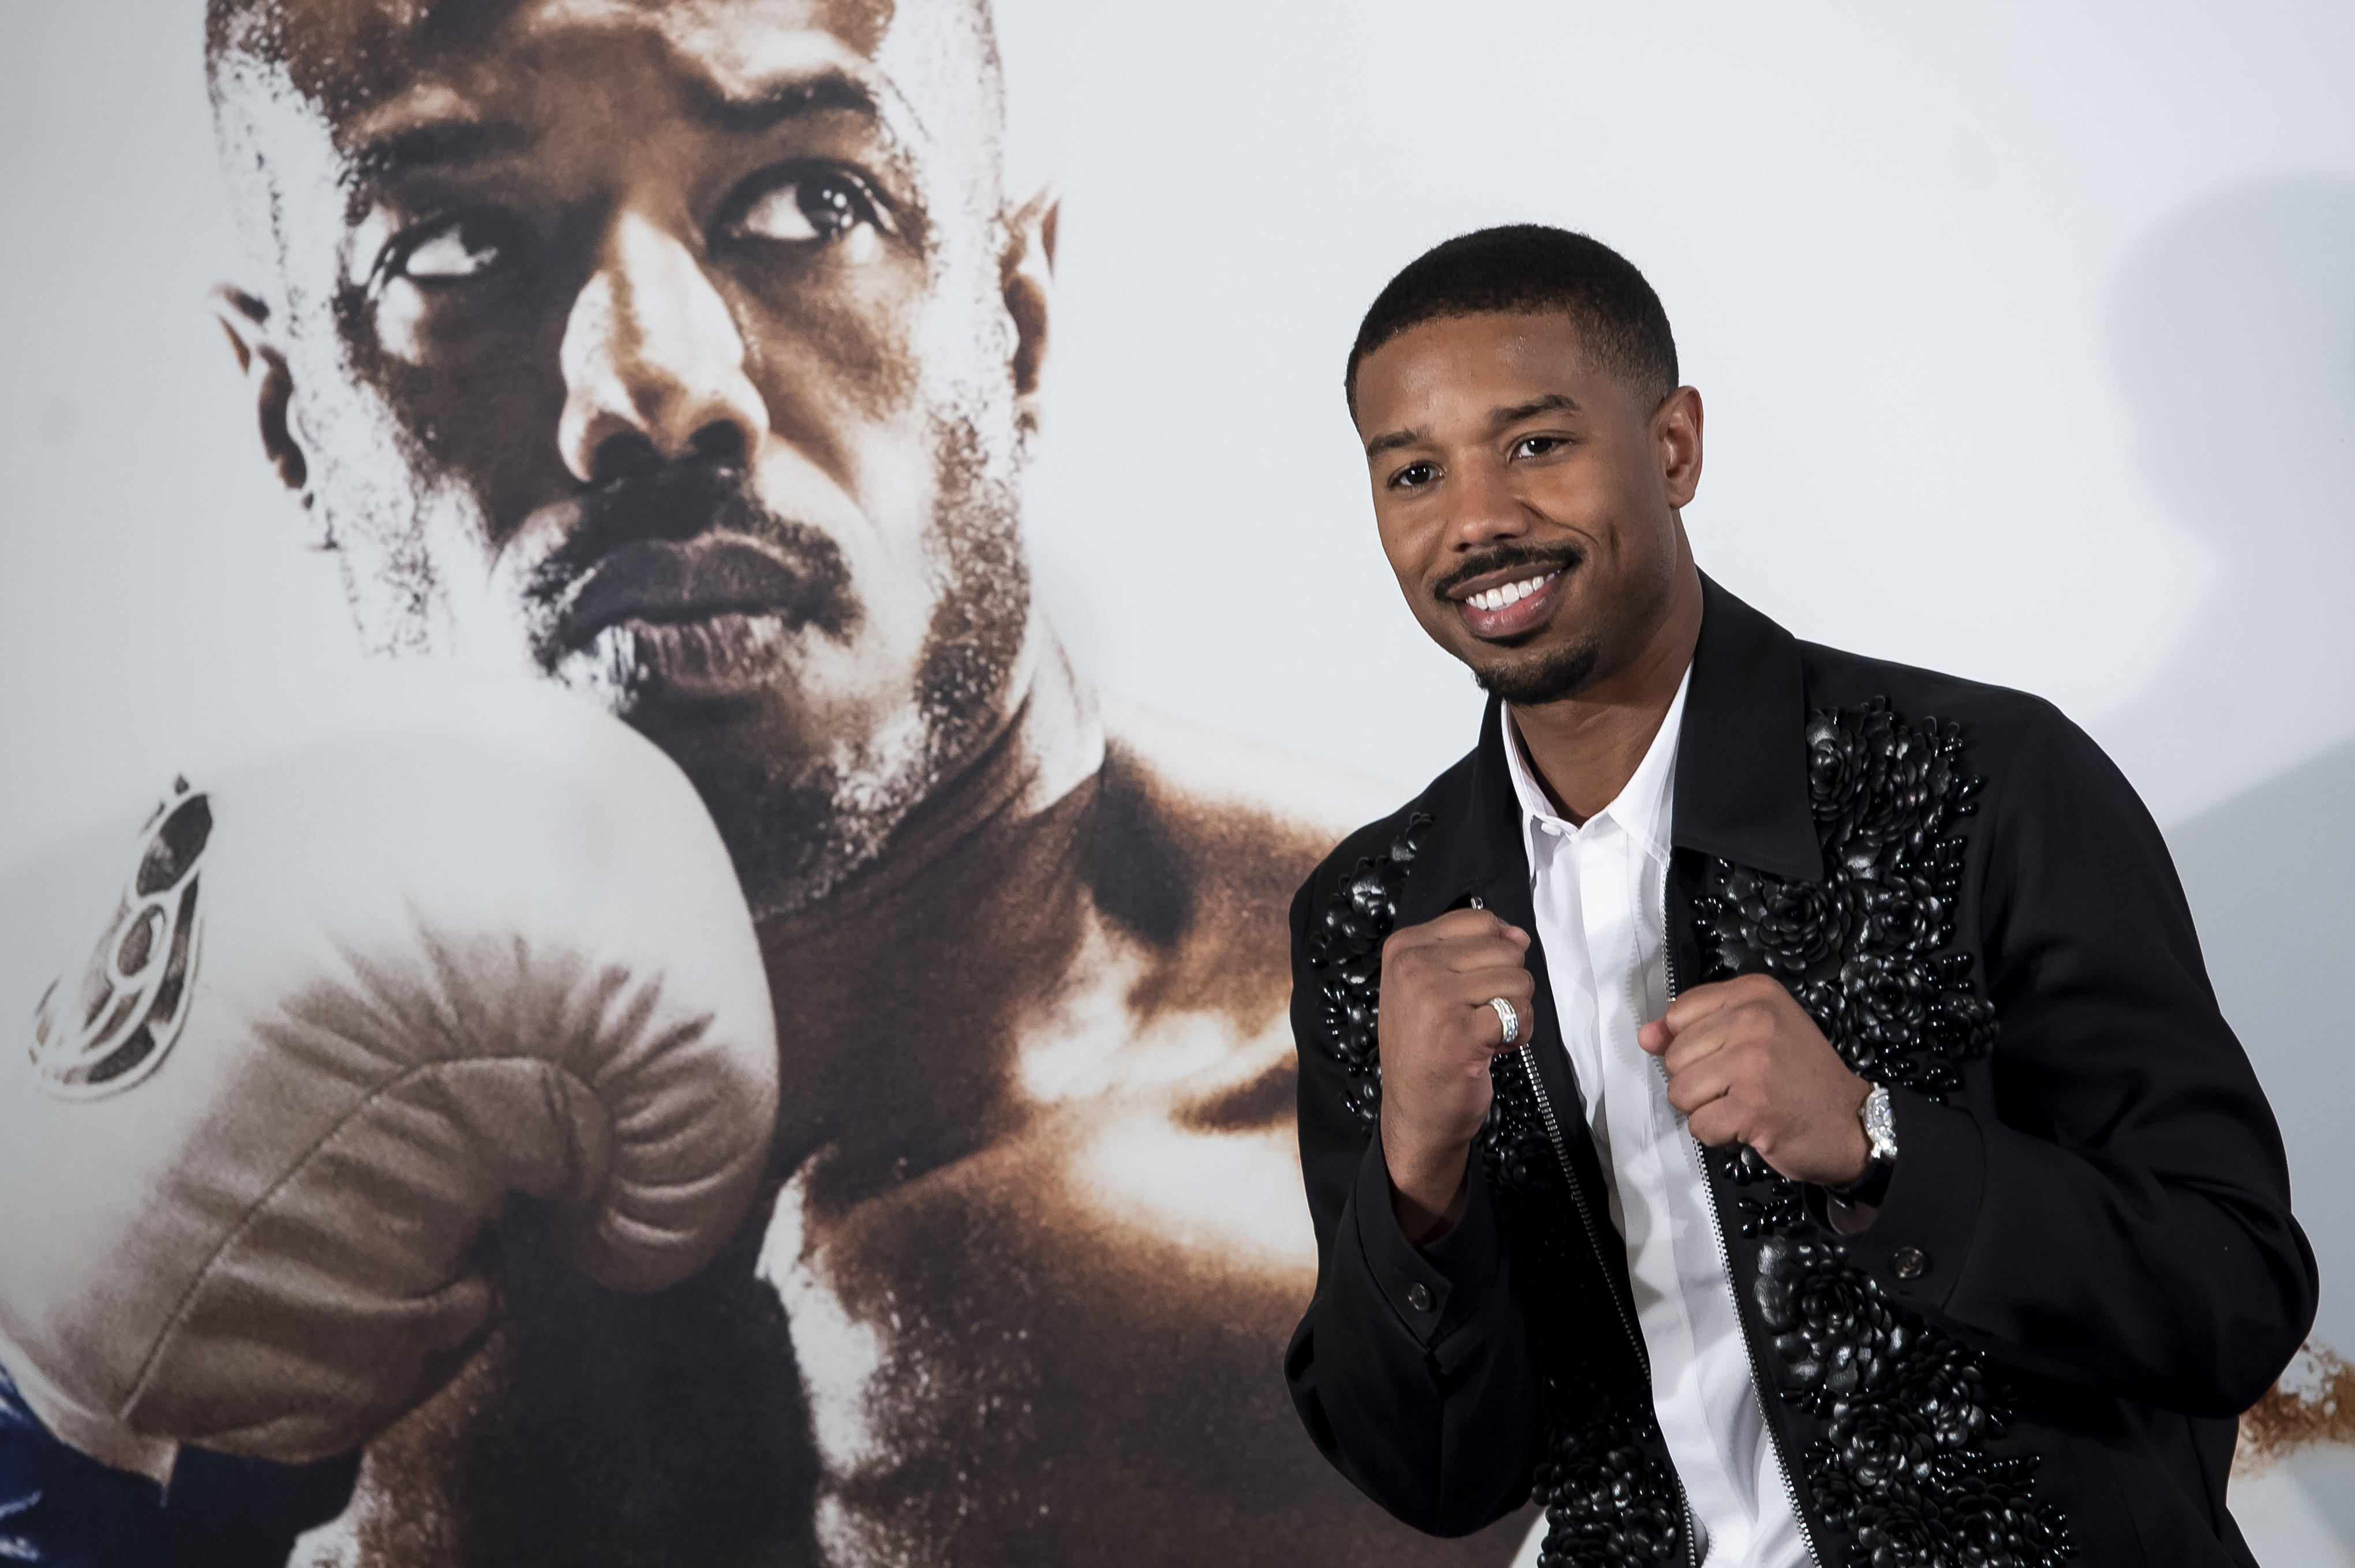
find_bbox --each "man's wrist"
[1826,1083,1897,1206]
[1383,1135,1473,1245]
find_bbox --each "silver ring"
[1488,996,1521,1046]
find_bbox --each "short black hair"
[1345,225,1679,416]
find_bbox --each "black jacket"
[1285,578,2316,1568]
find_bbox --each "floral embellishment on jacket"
[1755,1238,2068,1567]
[1699,697,1997,1101]
[1306,813,1431,1124]
[1715,703,2071,1568]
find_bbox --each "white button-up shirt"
[1502,673,1806,1568]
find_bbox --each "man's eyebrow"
[343,68,880,187]
[1364,426,1429,461]
[1491,392,1582,427]
[687,69,882,135]
[348,119,533,185]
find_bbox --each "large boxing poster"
[2,1,2352,1563]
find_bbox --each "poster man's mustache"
[526,461,858,658]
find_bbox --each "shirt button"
[1405,1282,1433,1313]
[1892,1246,1929,1281]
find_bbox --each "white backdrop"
[3,0,2353,1547]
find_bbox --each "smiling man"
[0,1,1544,1565]
[1285,225,2316,1567]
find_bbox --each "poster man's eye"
[728,168,892,246]
[383,214,521,286]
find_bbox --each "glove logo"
[32,778,212,1099]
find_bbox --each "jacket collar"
[1675,573,1824,884]
[1447,571,1824,894]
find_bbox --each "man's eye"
[381,214,522,286]
[728,169,890,246]
[1514,435,1563,458]
[1391,462,1436,490]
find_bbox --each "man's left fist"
[1638,974,1871,1186]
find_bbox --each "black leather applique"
[1703,700,2069,1568]
[1717,1144,1807,1239]
[1689,697,2004,1329]
[1305,813,1431,1125]
[1757,1239,2070,1568]
[1527,1401,1686,1568]
[1697,697,1998,1101]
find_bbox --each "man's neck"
[749,618,1114,1187]
[1510,565,1703,826]
[754,612,1105,925]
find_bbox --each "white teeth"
[1467,572,1556,613]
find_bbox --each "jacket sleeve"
[1282,871,1540,1537]
[1837,706,2319,1416]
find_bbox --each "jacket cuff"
[1830,1086,1984,1313]
[1349,1124,1506,1350]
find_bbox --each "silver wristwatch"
[1859,1083,1898,1163]
[1828,1083,1899,1208]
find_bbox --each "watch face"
[1862,1086,1899,1160]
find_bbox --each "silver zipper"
[1472,892,1650,1379]
[1515,1039,1648,1379]
[1669,884,1825,1568]
[1502,872,1697,1566]
[1517,1038,1705,1568]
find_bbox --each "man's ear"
[211,285,308,493]
[1001,185,1058,433]
[1654,384,1704,509]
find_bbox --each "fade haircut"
[1345,225,1679,417]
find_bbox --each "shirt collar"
[1502,665,1692,865]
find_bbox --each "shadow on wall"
[2098,175,2355,828]
[2117,179,2355,1353]
[2171,739,2355,1350]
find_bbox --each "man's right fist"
[0,672,779,1483]
[1375,909,1534,1240]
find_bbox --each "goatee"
[1474,638,1601,705]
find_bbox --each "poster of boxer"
[1,1,2352,1565]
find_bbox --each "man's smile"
[1450,565,1566,642]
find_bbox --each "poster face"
[2,0,2353,1563]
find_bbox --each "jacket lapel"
[1676,575,1825,885]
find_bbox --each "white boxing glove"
[0,671,778,1481]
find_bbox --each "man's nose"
[557,211,769,483]
[1443,458,1530,548]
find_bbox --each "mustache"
[1431,541,1584,602]
[525,461,856,650]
